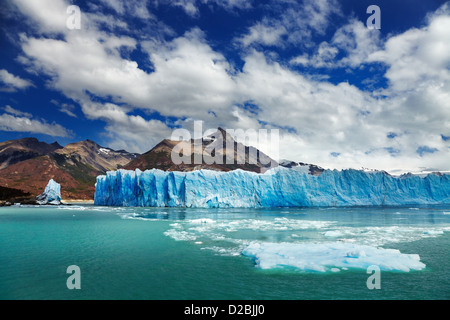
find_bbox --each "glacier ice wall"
[94,167,450,208]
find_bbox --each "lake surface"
[0,205,449,300]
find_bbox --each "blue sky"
[0,0,449,173]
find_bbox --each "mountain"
[124,128,278,173]
[53,139,139,173]
[0,137,62,169]
[278,159,325,176]
[0,138,138,200]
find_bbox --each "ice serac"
[36,179,61,205]
[94,167,450,208]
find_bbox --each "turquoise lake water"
[0,205,449,300]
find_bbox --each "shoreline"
[61,199,94,204]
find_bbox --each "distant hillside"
[278,159,325,176]
[54,139,139,173]
[124,128,277,173]
[0,138,138,200]
[0,137,62,169]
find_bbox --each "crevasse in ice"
[94,166,450,207]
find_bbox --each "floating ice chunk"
[163,229,197,241]
[189,218,215,225]
[56,205,86,210]
[323,230,343,237]
[36,179,61,205]
[242,242,426,272]
[423,230,443,235]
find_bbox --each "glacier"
[36,179,61,205]
[94,166,450,208]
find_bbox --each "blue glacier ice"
[36,179,61,205]
[242,242,426,272]
[94,166,450,207]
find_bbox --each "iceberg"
[36,179,61,205]
[94,167,450,208]
[242,242,426,272]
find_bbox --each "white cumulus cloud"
[0,112,73,137]
[0,69,34,92]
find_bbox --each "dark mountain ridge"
[124,127,278,173]
[0,137,62,169]
[0,138,138,200]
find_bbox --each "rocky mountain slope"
[0,137,62,169]
[53,139,139,173]
[0,138,138,200]
[124,128,278,173]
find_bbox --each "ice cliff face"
[94,167,450,208]
[36,179,61,205]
